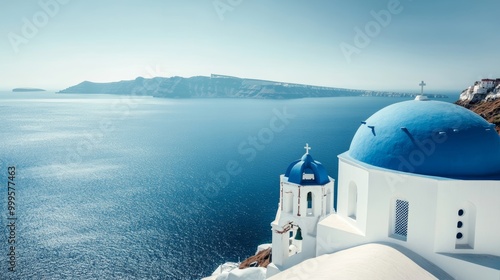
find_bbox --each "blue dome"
[285,153,330,185]
[349,100,500,178]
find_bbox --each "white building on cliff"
[460,78,500,102]
[268,100,500,280]
[205,99,500,280]
[269,144,334,272]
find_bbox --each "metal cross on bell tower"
[304,143,311,154]
[419,81,426,94]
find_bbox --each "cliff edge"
[59,74,448,99]
[456,78,500,134]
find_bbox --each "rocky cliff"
[456,79,500,134]
[59,74,448,99]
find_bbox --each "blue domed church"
[269,144,334,271]
[267,100,500,280]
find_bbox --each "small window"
[393,199,409,240]
[455,203,476,249]
[306,192,313,216]
[348,182,358,219]
[307,192,312,209]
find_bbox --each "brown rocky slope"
[238,247,272,269]
[455,99,500,135]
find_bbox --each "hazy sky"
[1,0,499,92]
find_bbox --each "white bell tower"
[267,144,335,277]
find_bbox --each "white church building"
[267,100,500,280]
[269,144,335,271]
[204,99,500,280]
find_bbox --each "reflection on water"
[0,92,452,279]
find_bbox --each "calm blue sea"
[0,91,454,279]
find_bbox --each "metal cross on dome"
[419,81,426,94]
[304,143,312,154]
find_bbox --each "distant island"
[59,74,448,99]
[13,88,46,92]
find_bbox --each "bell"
[294,227,303,241]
